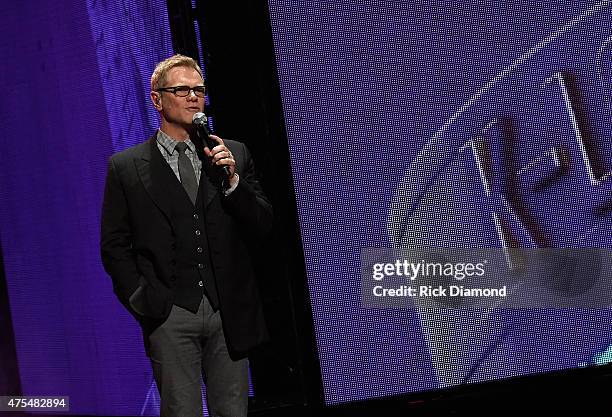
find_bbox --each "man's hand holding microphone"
[193,112,238,189]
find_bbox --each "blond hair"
[150,54,203,91]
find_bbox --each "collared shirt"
[155,129,239,195]
[156,129,202,186]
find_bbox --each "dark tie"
[175,142,198,204]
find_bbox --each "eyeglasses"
[156,85,206,98]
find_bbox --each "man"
[100,54,272,417]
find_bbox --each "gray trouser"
[147,296,248,417]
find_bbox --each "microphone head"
[192,112,207,126]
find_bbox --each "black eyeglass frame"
[156,85,206,98]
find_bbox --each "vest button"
[198,280,203,287]
[193,213,199,220]
[198,263,204,269]
[195,229,201,236]
[197,247,203,253]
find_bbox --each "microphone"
[192,112,210,135]
[192,112,231,177]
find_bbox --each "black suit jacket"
[100,134,273,358]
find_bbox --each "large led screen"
[269,0,612,404]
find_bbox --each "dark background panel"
[0,239,21,396]
[189,0,323,411]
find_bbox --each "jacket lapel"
[134,136,183,227]
[193,134,219,209]
[200,163,219,209]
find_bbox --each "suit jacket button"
[193,213,199,220]
[197,247,203,253]
[198,280,203,287]
[195,229,201,236]
[198,263,204,269]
